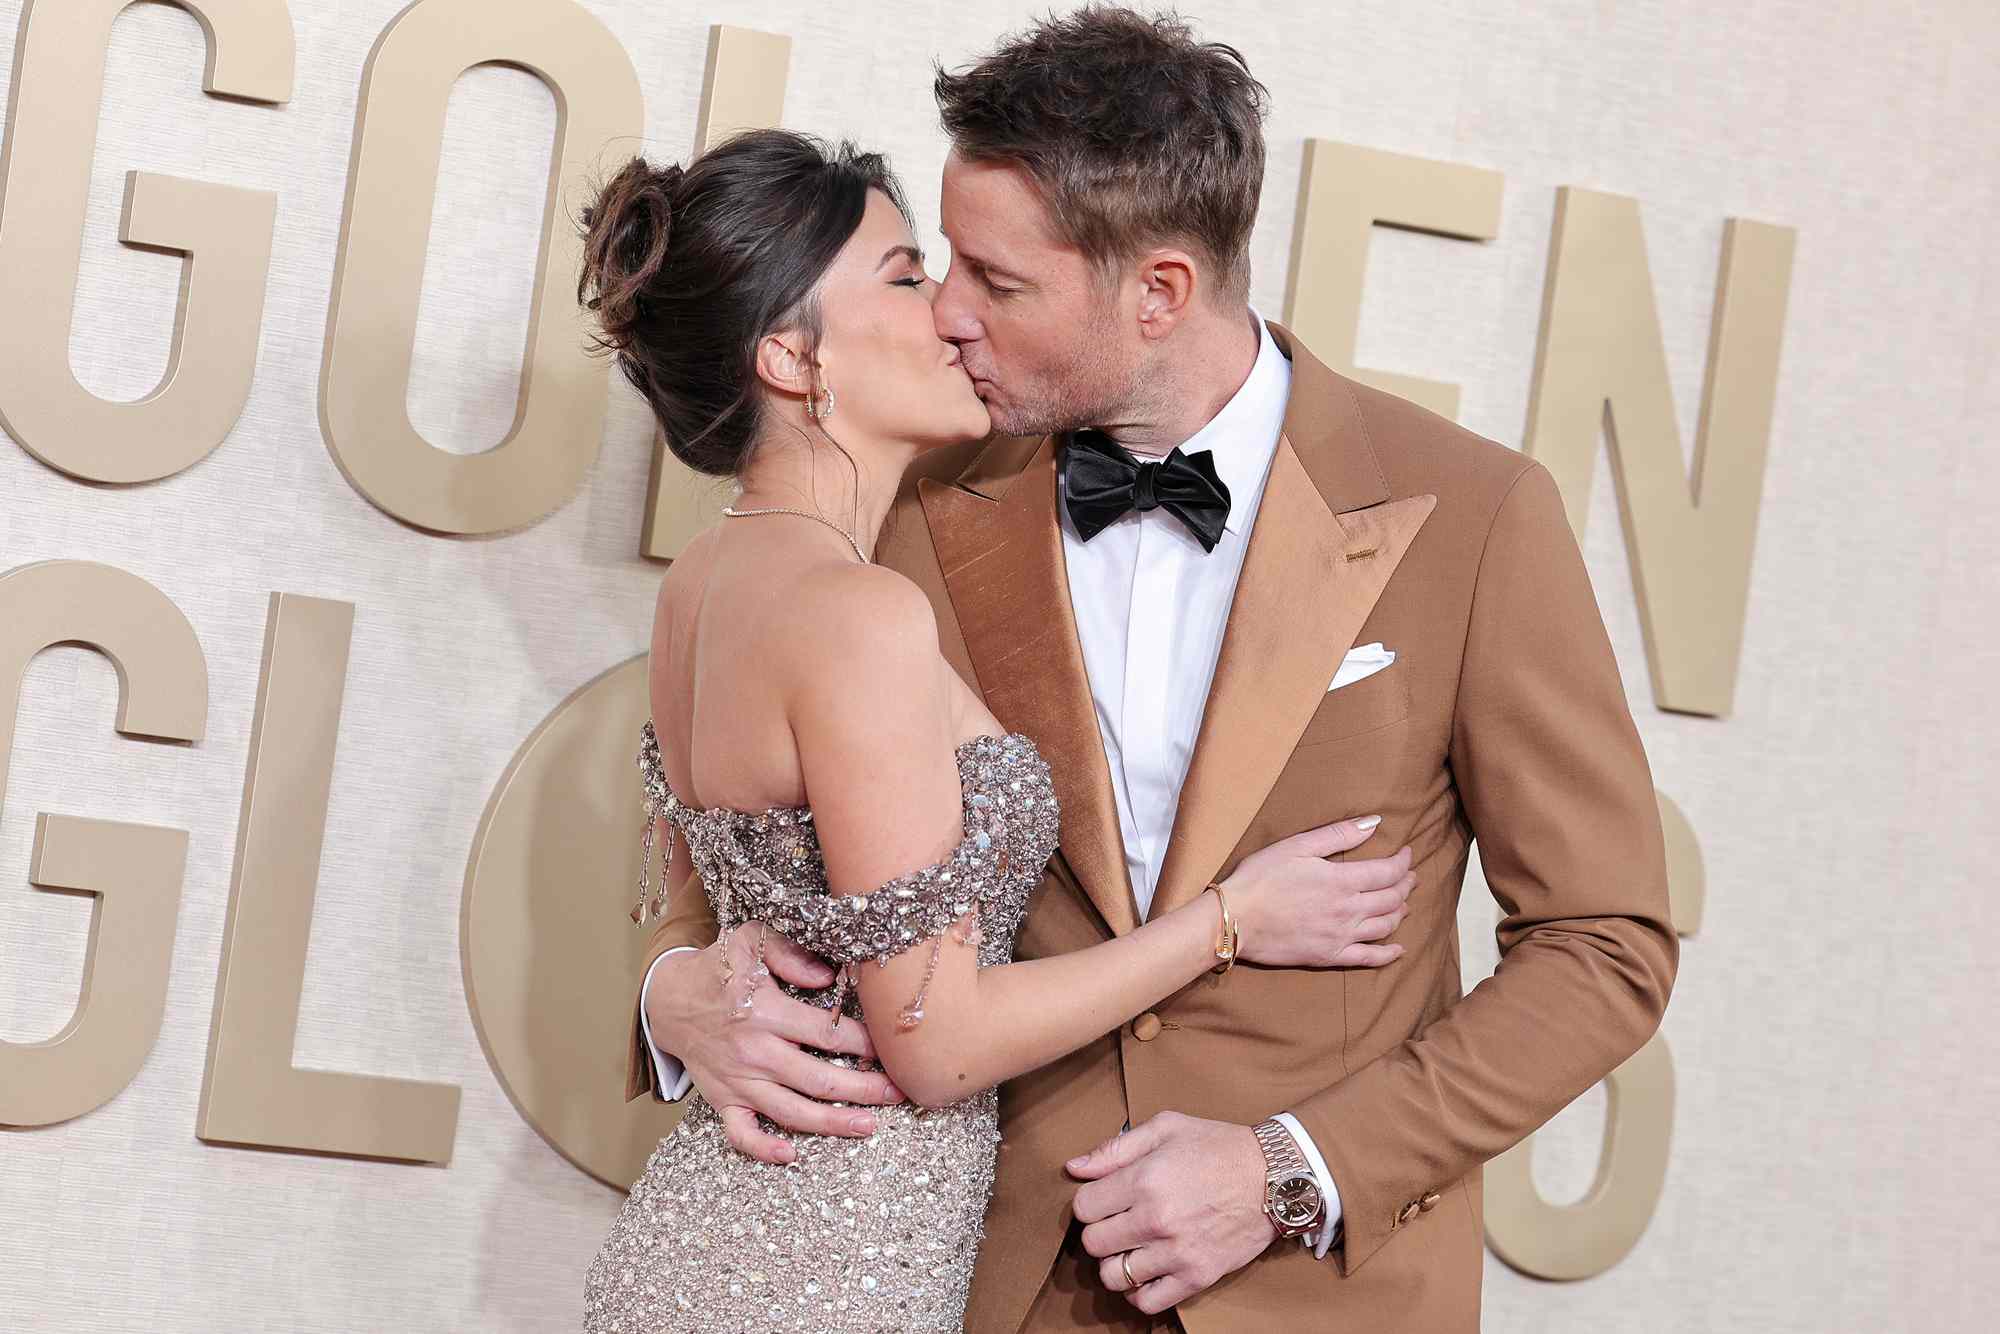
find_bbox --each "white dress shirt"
[643,309,1343,1258]
[1053,312,1341,1258]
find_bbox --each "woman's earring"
[807,383,835,421]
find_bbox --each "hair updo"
[575,129,912,478]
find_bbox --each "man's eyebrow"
[942,234,1021,282]
[958,250,1026,285]
[876,244,924,271]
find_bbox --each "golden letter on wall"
[1658,791,1706,937]
[1473,788,1698,1278]
[0,561,207,1125]
[1485,1033,1676,1279]
[197,594,460,1163]
[0,0,289,483]
[639,25,793,562]
[320,0,644,534]
[1282,139,1503,420]
[1525,190,1796,717]
[695,25,790,153]
[461,654,677,1188]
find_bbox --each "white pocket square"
[1328,642,1395,692]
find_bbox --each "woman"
[578,130,1414,1333]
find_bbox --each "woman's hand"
[1218,817,1415,968]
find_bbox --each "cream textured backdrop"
[2,1,1995,1330]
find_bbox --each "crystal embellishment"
[588,721,1057,1332]
[630,720,1054,1023]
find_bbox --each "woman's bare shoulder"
[774,562,953,751]
[789,561,940,662]
[652,524,722,611]
[783,562,962,852]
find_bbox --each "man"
[625,7,1677,1331]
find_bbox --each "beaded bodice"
[590,722,1061,1331]
[634,719,1058,999]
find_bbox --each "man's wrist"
[640,947,701,1102]
[1250,1116,1326,1241]
[1235,1125,1283,1243]
[1271,1110,1343,1258]
[642,944,709,1039]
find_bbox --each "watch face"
[1268,1173,1323,1229]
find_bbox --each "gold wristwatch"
[1252,1117,1325,1240]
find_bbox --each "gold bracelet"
[1203,882,1239,976]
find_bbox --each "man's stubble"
[982,296,1150,441]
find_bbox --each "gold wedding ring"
[1120,1251,1137,1288]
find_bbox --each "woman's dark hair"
[575,129,912,478]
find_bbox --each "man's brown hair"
[933,5,1270,302]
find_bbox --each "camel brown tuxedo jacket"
[622,322,1678,1332]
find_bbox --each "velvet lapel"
[918,437,1141,937]
[1146,324,1439,921]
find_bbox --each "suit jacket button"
[1419,1191,1441,1212]
[1397,1200,1421,1225]
[1132,1012,1163,1041]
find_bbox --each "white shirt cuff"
[639,947,699,1102]
[1271,1110,1343,1259]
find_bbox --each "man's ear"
[753,330,815,401]
[1135,249,1198,341]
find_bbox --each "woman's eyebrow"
[876,244,925,271]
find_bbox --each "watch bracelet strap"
[1252,1116,1311,1180]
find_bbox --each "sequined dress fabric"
[584,721,1061,1333]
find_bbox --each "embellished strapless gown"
[583,721,1061,1333]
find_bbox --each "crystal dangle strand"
[631,800,676,927]
[895,912,983,1030]
[723,923,769,1019]
[630,809,653,926]
[827,962,856,1028]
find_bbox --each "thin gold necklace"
[720,504,869,564]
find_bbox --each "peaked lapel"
[1147,324,1439,921]
[919,439,1141,937]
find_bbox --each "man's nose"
[931,270,981,344]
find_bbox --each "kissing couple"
[582,7,1676,1332]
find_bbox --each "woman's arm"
[788,567,1229,1108]
[881,904,1223,1108]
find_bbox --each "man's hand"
[1067,1111,1276,1315]
[644,923,906,1164]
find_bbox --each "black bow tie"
[1059,430,1232,553]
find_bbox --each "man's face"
[932,149,1135,438]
